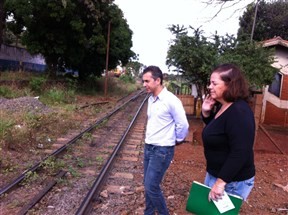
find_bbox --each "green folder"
[186,181,243,215]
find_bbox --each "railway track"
[77,94,148,215]
[0,90,148,215]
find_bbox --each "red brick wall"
[264,101,288,127]
[281,75,288,100]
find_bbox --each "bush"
[41,87,75,105]
[119,74,135,84]
[29,76,47,93]
[0,86,15,98]
[0,119,14,139]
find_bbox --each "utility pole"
[104,21,111,97]
[250,0,259,42]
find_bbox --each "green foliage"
[45,88,66,104]
[119,73,135,84]
[66,78,78,91]
[124,60,144,78]
[29,76,47,93]
[41,87,75,105]
[77,75,103,94]
[238,0,288,41]
[219,39,277,87]
[167,25,218,97]
[41,157,57,170]
[21,171,39,185]
[4,0,135,79]
[0,85,32,98]
[0,86,16,98]
[24,112,42,129]
[82,132,92,141]
[41,157,65,174]
[75,157,85,168]
[68,166,80,177]
[167,25,277,96]
[2,163,18,175]
[0,0,5,45]
[95,155,104,163]
[0,119,14,139]
[0,70,39,81]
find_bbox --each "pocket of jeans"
[244,177,255,187]
[225,182,237,193]
[155,149,167,160]
[155,147,173,161]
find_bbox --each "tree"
[217,37,278,87]
[167,25,218,99]
[203,0,255,21]
[238,0,288,41]
[4,0,135,79]
[166,25,277,97]
[0,0,5,45]
[124,59,144,78]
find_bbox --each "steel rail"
[75,93,149,215]
[0,90,146,196]
[18,170,67,215]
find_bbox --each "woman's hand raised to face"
[201,94,216,117]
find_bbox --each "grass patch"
[0,118,14,139]
[40,87,76,105]
[29,76,47,93]
[0,70,42,81]
[0,85,32,98]
[0,110,79,152]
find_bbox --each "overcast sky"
[114,0,254,73]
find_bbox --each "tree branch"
[202,0,255,22]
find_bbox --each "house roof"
[261,36,288,48]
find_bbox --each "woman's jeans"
[144,144,175,215]
[204,172,255,201]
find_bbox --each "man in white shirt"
[142,66,189,215]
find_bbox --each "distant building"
[0,44,46,72]
[261,36,288,127]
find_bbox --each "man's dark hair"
[143,66,163,85]
[212,63,249,102]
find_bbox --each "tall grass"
[29,76,47,93]
[0,118,14,139]
[0,70,39,81]
[0,86,16,98]
[0,85,32,98]
[41,87,76,105]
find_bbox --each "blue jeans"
[144,144,175,215]
[204,172,255,201]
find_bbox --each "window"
[268,72,282,97]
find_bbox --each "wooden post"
[104,21,111,97]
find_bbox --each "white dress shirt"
[145,87,189,146]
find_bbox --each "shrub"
[119,74,135,84]
[41,87,75,105]
[29,76,47,93]
[0,119,14,139]
[0,86,16,98]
